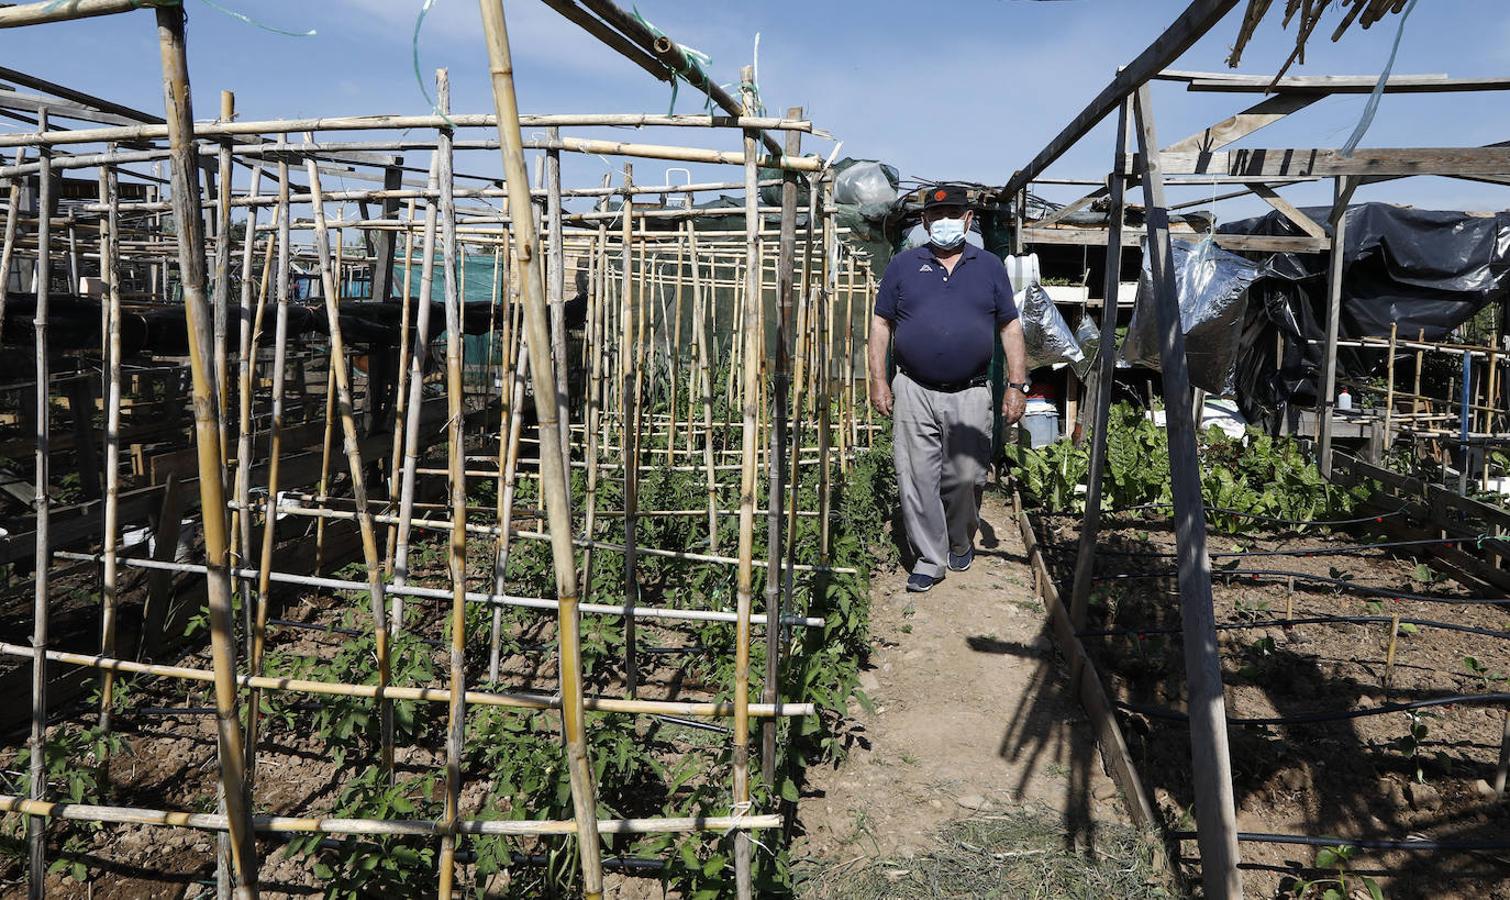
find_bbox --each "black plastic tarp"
[1218,202,1510,427]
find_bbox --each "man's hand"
[1001,388,1026,425]
[870,378,894,417]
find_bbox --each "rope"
[1045,535,1502,560]
[1077,614,1510,643]
[1173,831,1510,853]
[1340,0,1421,156]
[1039,504,1410,528]
[411,0,456,129]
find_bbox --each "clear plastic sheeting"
[1019,282,1085,372]
[1123,236,1261,396]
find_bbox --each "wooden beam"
[1163,93,1319,155]
[1000,0,1243,199]
[1184,75,1510,94]
[1246,182,1327,241]
[0,0,145,29]
[1317,176,1361,480]
[1069,99,1131,640]
[1032,185,1109,228]
[1132,82,1242,899]
[1151,147,1510,178]
[1021,226,1328,253]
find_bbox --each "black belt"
[900,367,988,393]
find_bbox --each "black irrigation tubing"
[1172,831,1510,853]
[1042,535,1502,560]
[1076,614,1510,642]
[1116,692,1510,727]
[1089,568,1510,606]
[1038,504,1412,528]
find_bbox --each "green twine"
[631,5,715,116]
[412,0,457,129]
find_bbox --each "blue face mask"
[927,215,967,249]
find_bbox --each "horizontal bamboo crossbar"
[0,642,815,718]
[0,795,780,836]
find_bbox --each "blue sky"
[6,0,1509,219]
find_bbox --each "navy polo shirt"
[873,243,1018,385]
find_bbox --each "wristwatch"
[1006,382,1031,395]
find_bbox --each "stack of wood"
[1228,0,1413,76]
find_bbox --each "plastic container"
[1337,389,1353,411]
[1022,398,1059,448]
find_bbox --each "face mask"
[927,216,967,249]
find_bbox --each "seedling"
[1463,656,1507,690]
[1290,843,1384,900]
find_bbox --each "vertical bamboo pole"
[96,153,123,738]
[304,137,395,777]
[475,4,604,893]
[248,153,293,779]
[232,167,265,663]
[732,66,760,900]
[433,69,469,898]
[691,223,719,551]
[1382,322,1397,460]
[619,164,641,697]
[385,196,421,576]
[667,236,687,465]
[486,333,531,681]
[782,179,820,613]
[391,157,442,633]
[154,8,260,892]
[816,191,836,564]
[546,128,572,485]
[0,148,24,346]
[762,110,802,783]
[27,110,51,900]
[213,91,234,456]
[579,179,613,596]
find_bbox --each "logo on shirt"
[918,264,933,272]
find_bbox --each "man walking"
[868,185,1029,592]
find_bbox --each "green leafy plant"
[1290,843,1384,900]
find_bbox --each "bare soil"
[793,491,1148,892]
[1036,511,1510,899]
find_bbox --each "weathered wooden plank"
[1246,182,1328,241]
[1021,226,1328,253]
[1151,147,1510,178]
[1163,93,1320,155]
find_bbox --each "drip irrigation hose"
[1038,505,1411,528]
[1116,692,1510,727]
[1076,614,1510,642]
[1089,569,1510,606]
[1171,831,1510,853]
[1043,535,1500,560]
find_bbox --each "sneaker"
[906,572,942,593]
[948,547,975,572]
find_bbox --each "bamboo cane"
[620,164,641,698]
[96,154,123,742]
[691,223,720,551]
[0,148,24,346]
[384,195,421,576]
[390,155,443,633]
[303,137,396,777]
[762,110,801,784]
[486,336,531,681]
[213,91,234,472]
[667,233,686,465]
[154,8,260,892]
[732,68,760,900]
[1383,322,1397,460]
[817,194,837,562]
[434,69,469,898]
[546,127,572,486]
[232,166,266,667]
[247,153,292,780]
[27,109,51,900]
[579,179,612,596]
[476,4,605,893]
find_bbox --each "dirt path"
[795,489,1132,874]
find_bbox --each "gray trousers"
[892,372,993,578]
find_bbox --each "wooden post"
[475,3,605,894]
[0,148,24,346]
[1317,175,1358,479]
[1069,100,1132,646]
[1382,322,1398,461]
[154,8,260,893]
[27,109,50,900]
[762,107,801,784]
[1132,83,1241,899]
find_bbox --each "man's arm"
[999,318,1028,425]
[868,314,895,417]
